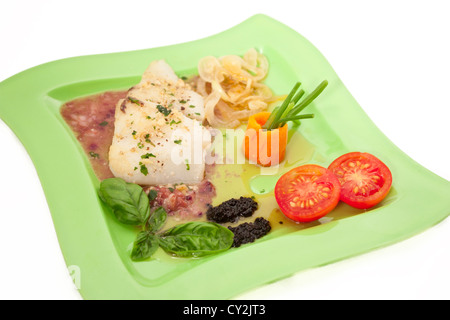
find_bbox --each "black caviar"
[228,217,271,248]
[206,196,258,223]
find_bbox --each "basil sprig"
[99,178,234,261]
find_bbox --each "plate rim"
[0,13,449,299]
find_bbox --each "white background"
[0,0,449,300]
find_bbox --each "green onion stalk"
[262,80,328,130]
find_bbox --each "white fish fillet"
[109,60,211,186]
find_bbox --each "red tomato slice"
[328,152,392,209]
[274,164,341,222]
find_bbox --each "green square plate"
[0,14,449,300]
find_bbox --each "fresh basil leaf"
[131,231,159,261]
[98,178,150,226]
[147,207,167,233]
[158,222,234,257]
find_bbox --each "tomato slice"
[274,164,341,223]
[328,152,392,209]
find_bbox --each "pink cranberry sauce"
[61,91,217,219]
[61,90,127,180]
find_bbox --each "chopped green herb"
[148,189,158,201]
[99,121,108,127]
[137,142,144,149]
[139,162,149,176]
[168,187,175,193]
[189,105,196,108]
[179,99,187,104]
[156,104,171,117]
[185,159,190,171]
[170,120,181,125]
[174,139,182,144]
[195,112,201,116]
[134,167,138,171]
[89,152,100,159]
[128,97,143,106]
[132,130,137,136]
[141,153,156,159]
[144,134,155,146]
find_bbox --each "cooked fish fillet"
[109,60,211,186]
